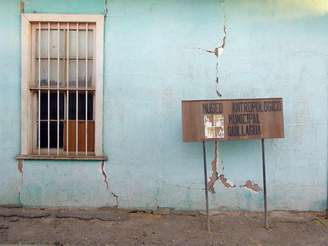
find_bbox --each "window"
[20,14,104,159]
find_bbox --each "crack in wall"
[20,0,25,13]
[207,142,237,192]
[17,160,24,206]
[17,161,23,175]
[198,19,227,97]
[101,161,109,189]
[215,23,226,97]
[101,161,119,207]
[111,192,119,208]
[208,141,219,193]
[205,146,262,192]
[104,0,109,17]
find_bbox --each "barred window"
[19,14,105,160]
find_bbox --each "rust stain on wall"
[17,160,24,206]
[219,174,236,188]
[207,141,237,192]
[17,160,23,174]
[242,180,262,192]
[208,141,219,193]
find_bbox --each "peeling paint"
[0,0,324,212]
[17,160,24,206]
[208,141,219,193]
[241,180,262,193]
[207,141,237,191]
[219,174,236,188]
[17,160,23,174]
[198,20,227,97]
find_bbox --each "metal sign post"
[202,141,211,232]
[182,98,284,231]
[261,139,269,229]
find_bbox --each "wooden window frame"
[20,13,105,159]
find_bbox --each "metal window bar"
[47,23,50,155]
[76,24,79,154]
[38,22,41,155]
[34,22,95,156]
[66,23,70,155]
[57,22,60,155]
[85,23,88,155]
[33,57,93,61]
[30,87,95,92]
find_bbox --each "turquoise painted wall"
[0,0,327,211]
[0,0,21,206]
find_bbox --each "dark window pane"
[60,93,64,119]
[68,92,76,120]
[40,93,48,120]
[78,94,84,119]
[40,92,64,120]
[39,121,63,149]
[68,92,93,120]
[49,121,64,148]
[38,91,92,150]
[40,121,48,148]
[82,93,93,120]
[50,92,64,120]
[87,93,93,120]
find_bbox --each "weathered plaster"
[241,180,262,193]
[208,141,219,193]
[199,22,227,97]
[0,0,326,211]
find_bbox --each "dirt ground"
[0,207,327,246]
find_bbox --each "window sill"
[16,154,108,161]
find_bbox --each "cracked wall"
[0,0,327,211]
[101,161,119,207]
[199,22,226,97]
[20,161,117,207]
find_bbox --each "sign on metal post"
[181,98,284,231]
[182,98,284,142]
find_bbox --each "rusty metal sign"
[182,98,284,142]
